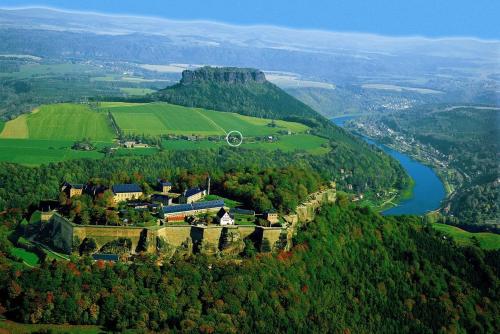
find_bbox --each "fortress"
[45,186,336,257]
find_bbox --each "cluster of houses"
[61,178,280,227]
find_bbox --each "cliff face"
[180,66,266,85]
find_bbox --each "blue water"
[332,116,446,215]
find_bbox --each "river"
[332,116,446,215]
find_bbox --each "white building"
[216,208,234,226]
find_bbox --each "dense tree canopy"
[0,203,498,332]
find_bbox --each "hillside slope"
[151,66,410,199]
[153,67,322,124]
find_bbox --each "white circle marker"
[226,130,243,147]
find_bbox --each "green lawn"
[1,103,116,141]
[242,134,330,155]
[10,247,39,266]
[161,134,329,155]
[204,194,242,208]
[107,102,309,137]
[432,223,500,250]
[0,320,103,334]
[0,138,105,165]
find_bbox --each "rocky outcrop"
[180,66,266,85]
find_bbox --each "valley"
[346,105,499,229]
[0,6,498,333]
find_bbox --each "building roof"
[151,194,170,200]
[160,181,172,186]
[112,184,142,194]
[92,253,119,261]
[183,187,204,198]
[230,208,255,216]
[62,181,84,189]
[217,207,229,218]
[163,199,224,214]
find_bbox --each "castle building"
[216,208,234,226]
[150,193,173,206]
[180,187,207,204]
[112,184,143,203]
[158,180,172,194]
[61,182,84,198]
[161,200,224,221]
[264,210,279,224]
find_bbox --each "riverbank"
[332,116,446,215]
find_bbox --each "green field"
[10,247,39,266]
[243,134,330,155]
[1,104,116,141]
[432,223,500,250]
[162,134,330,155]
[107,102,308,136]
[0,138,105,165]
[0,102,328,165]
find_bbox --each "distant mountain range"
[0,7,498,84]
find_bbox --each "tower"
[207,175,211,195]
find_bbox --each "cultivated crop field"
[0,102,328,165]
[106,102,308,136]
[0,104,115,141]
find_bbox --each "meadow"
[0,102,327,165]
[0,138,105,165]
[107,102,308,136]
[1,103,116,141]
[432,223,500,250]
[161,133,330,155]
[9,247,39,266]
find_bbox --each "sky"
[1,0,499,39]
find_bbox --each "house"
[264,210,279,224]
[179,187,207,204]
[123,141,135,148]
[158,180,172,194]
[61,182,84,198]
[216,208,234,226]
[150,193,173,206]
[112,184,143,202]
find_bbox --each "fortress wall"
[73,225,145,250]
[156,225,193,247]
[237,225,258,239]
[48,187,335,255]
[259,226,283,251]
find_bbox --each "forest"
[0,202,498,333]
[0,144,407,213]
